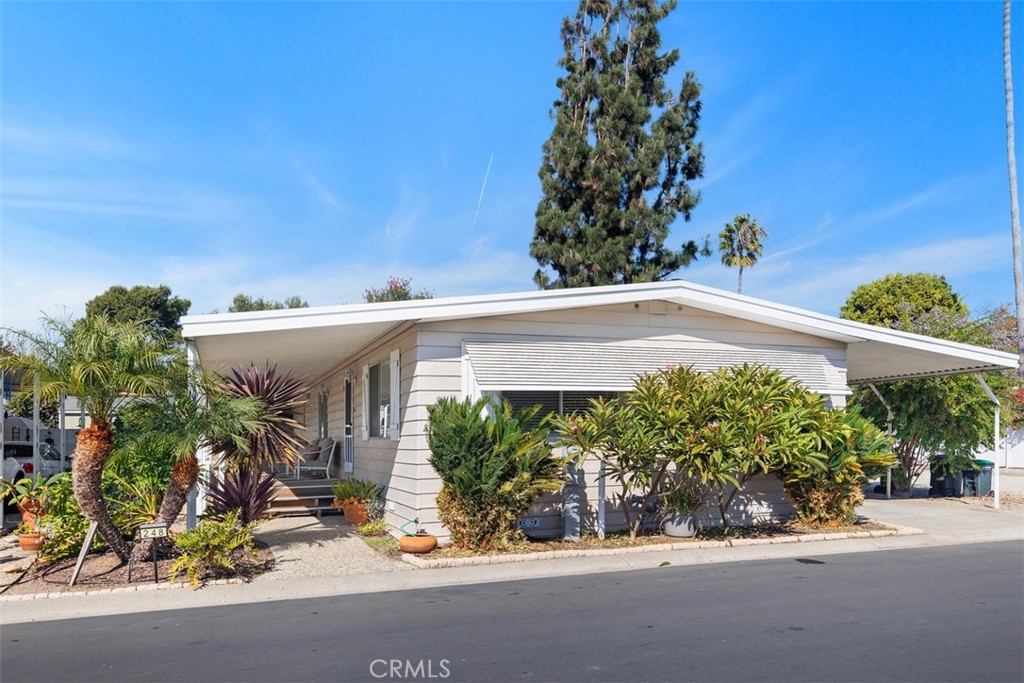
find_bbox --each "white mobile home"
[180,281,1017,538]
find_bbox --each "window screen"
[500,391,559,429]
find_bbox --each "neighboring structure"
[181,281,1018,539]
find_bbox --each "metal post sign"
[131,522,170,584]
[138,523,169,539]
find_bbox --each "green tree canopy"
[85,284,191,346]
[531,0,707,289]
[840,274,1009,490]
[363,276,433,303]
[227,294,309,313]
[839,273,966,328]
[5,390,60,428]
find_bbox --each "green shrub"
[557,364,827,531]
[170,510,260,589]
[780,408,896,526]
[330,479,382,503]
[427,396,565,551]
[357,518,390,537]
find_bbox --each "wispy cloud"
[751,234,1007,313]
[846,177,966,229]
[384,184,424,244]
[0,123,133,158]
[3,176,252,225]
[293,161,342,209]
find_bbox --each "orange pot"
[18,533,44,552]
[399,533,437,554]
[342,502,369,526]
[18,501,43,528]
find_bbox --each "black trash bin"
[930,455,963,497]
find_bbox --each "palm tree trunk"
[72,422,131,562]
[1005,0,1024,375]
[737,265,744,294]
[131,454,199,562]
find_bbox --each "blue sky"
[1,1,1019,332]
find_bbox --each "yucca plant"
[427,396,565,551]
[214,364,308,471]
[205,465,278,525]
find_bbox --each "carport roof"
[180,280,1018,384]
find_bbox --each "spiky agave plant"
[214,364,308,471]
[205,465,278,525]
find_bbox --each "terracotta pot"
[18,501,43,528]
[342,502,369,526]
[399,532,437,554]
[18,532,44,552]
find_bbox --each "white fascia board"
[180,281,684,339]
[664,282,1018,371]
[180,280,1018,373]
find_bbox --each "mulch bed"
[1,545,275,596]
[428,519,892,559]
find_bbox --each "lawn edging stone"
[400,522,925,569]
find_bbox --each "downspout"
[974,374,1001,510]
[867,383,894,499]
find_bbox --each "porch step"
[269,477,340,518]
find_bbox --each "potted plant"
[330,479,383,525]
[6,474,59,528]
[660,478,707,538]
[13,521,44,552]
[398,522,437,554]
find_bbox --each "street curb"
[399,523,925,569]
[0,576,245,602]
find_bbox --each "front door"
[343,376,354,474]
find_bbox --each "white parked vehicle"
[2,415,74,482]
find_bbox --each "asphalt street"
[2,541,1021,683]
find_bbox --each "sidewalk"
[2,498,1021,626]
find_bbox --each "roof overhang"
[180,281,1019,385]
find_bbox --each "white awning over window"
[464,340,850,396]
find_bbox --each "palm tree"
[1004,0,1024,375]
[119,364,266,563]
[719,214,769,294]
[0,316,169,562]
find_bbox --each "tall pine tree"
[532,0,706,289]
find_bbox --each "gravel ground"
[252,515,411,581]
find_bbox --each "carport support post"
[867,383,894,499]
[32,374,40,482]
[59,392,66,472]
[185,341,203,529]
[974,374,1001,510]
